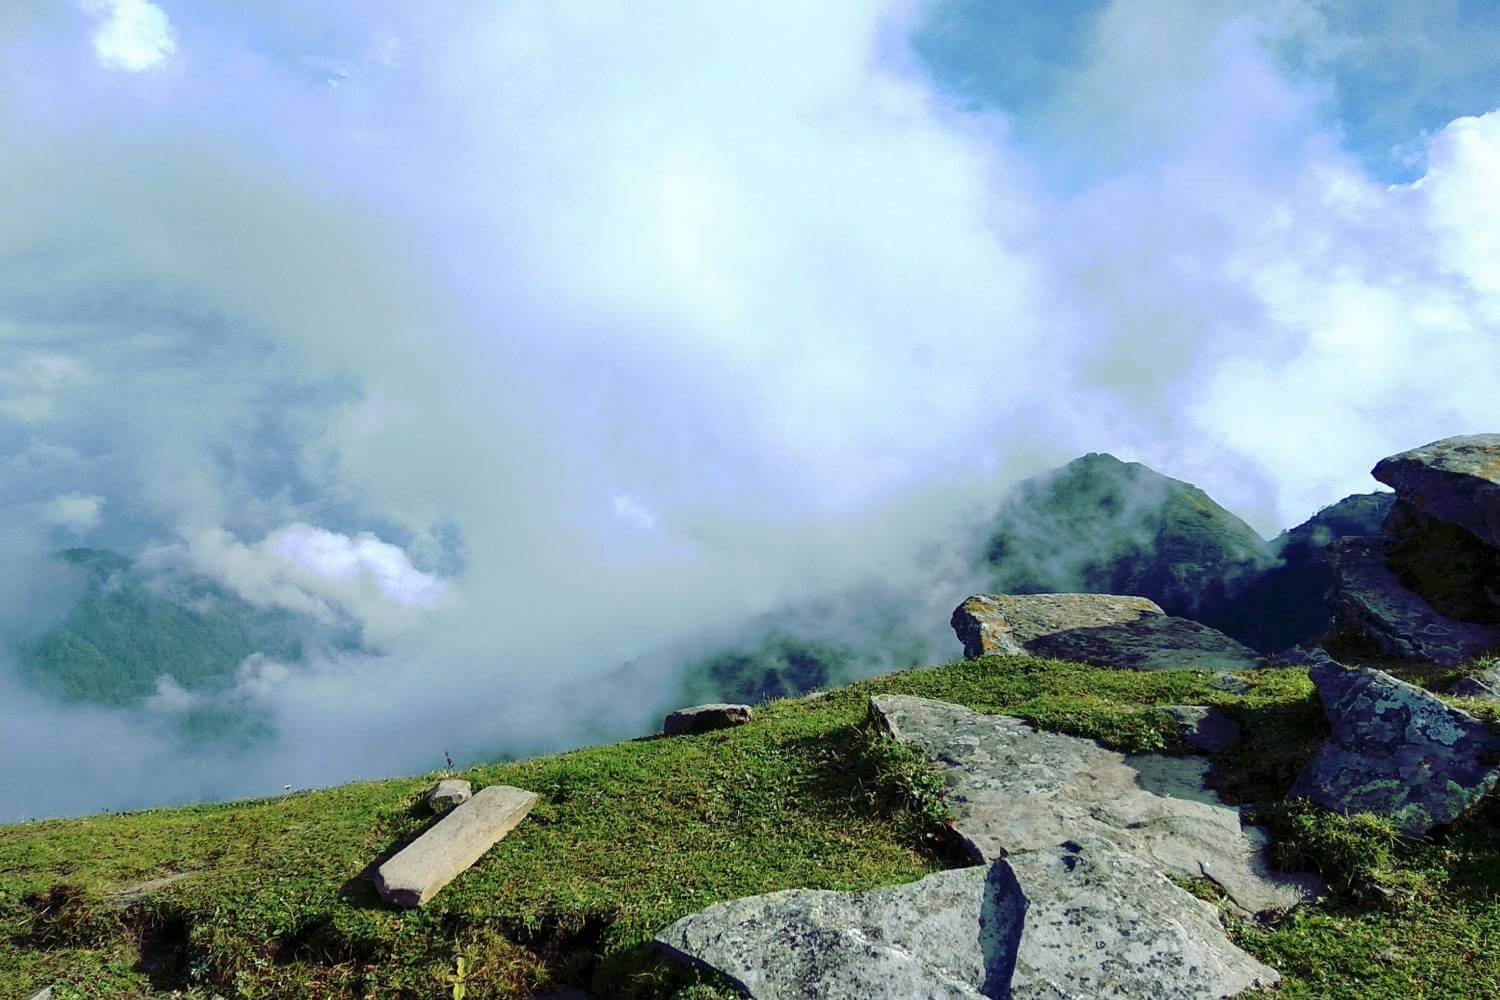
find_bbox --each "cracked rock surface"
[870,695,1319,918]
[654,838,1279,1000]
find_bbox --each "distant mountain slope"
[981,453,1273,631]
[14,548,349,707]
[1205,492,1396,652]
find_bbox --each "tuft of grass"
[1258,800,1435,910]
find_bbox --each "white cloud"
[79,0,175,72]
[150,523,447,639]
[43,492,105,534]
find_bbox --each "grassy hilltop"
[3,655,1498,999]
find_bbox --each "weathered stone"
[1450,663,1500,701]
[1373,434,1500,550]
[1005,839,1280,999]
[375,785,538,907]
[1272,644,1341,669]
[1381,500,1500,625]
[1210,671,1251,695]
[1162,705,1242,753]
[951,593,1263,671]
[1292,662,1500,835]
[424,778,472,813]
[1326,537,1500,664]
[871,695,1317,917]
[654,839,1277,1000]
[663,703,752,735]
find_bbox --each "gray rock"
[663,703,752,735]
[1005,839,1280,999]
[1209,671,1251,695]
[1373,434,1500,550]
[375,785,538,907]
[654,839,1277,999]
[1326,537,1500,664]
[1292,661,1500,835]
[1450,663,1500,701]
[1162,705,1242,752]
[1272,644,1341,669]
[425,778,472,813]
[951,593,1263,671]
[27,989,54,1000]
[871,695,1318,918]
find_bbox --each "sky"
[1,0,1498,819]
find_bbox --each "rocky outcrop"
[951,594,1263,672]
[1291,662,1500,835]
[1373,434,1500,630]
[1373,434,1500,550]
[870,695,1316,918]
[655,838,1279,1000]
[375,785,538,908]
[663,703,753,735]
[1326,537,1500,663]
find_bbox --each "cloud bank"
[1,0,1498,819]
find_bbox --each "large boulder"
[1373,434,1500,550]
[654,838,1279,1000]
[870,695,1317,918]
[1326,537,1500,664]
[1374,435,1500,627]
[951,594,1263,672]
[1291,662,1500,835]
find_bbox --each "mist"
[3,0,1499,821]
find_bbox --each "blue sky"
[2,0,1499,816]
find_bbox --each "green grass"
[2,655,1496,998]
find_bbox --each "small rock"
[425,778,472,813]
[375,785,538,907]
[663,703,752,735]
[1292,661,1500,835]
[654,838,1278,999]
[1326,537,1500,664]
[870,695,1317,918]
[1210,671,1252,694]
[951,593,1264,671]
[28,988,54,1000]
[1272,644,1341,669]
[1162,705,1241,752]
[1450,663,1500,701]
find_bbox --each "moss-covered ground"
[2,655,1496,998]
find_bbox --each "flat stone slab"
[1327,537,1500,664]
[951,594,1263,671]
[1291,662,1500,835]
[1373,433,1500,550]
[663,703,752,735]
[871,695,1317,917]
[424,778,472,813]
[375,785,538,907]
[654,838,1278,999]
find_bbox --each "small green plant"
[852,726,950,835]
[446,954,468,999]
[1261,800,1435,910]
